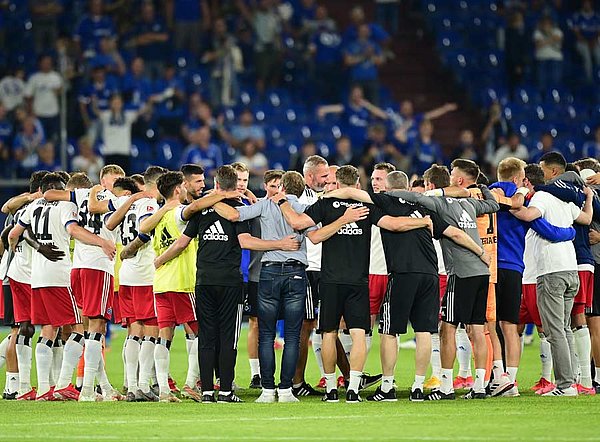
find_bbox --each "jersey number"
[32,207,52,241]
[486,213,494,235]
[79,200,101,235]
[121,213,138,246]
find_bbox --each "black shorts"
[317,282,370,333]
[587,264,600,317]
[305,271,320,321]
[243,281,258,317]
[441,274,489,326]
[379,272,439,335]
[496,269,523,324]
[3,284,15,327]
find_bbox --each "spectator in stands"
[25,55,62,143]
[582,125,600,159]
[481,101,510,165]
[392,100,457,144]
[90,36,127,81]
[453,129,479,162]
[328,135,359,167]
[79,65,118,145]
[0,105,12,145]
[533,15,564,91]
[570,0,600,83]
[291,0,318,38]
[129,0,170,80]
[224,108,265,150]
[13,106,45,139]
[30,0,63,54]
[34,142,61,172]
[74,0,117,59]
[71,136,104,183]
[361,123,402,177]
[505,10,531,96]
[289,139,317,173]
[307,5,342,103]
[166,0,210,58]
[0,68,26,116]
[344,5,390,47]
[407,119,443,176]
[236,138,269,192]
[152,64,186,138]
[493,132,529,168]
[530,131,558,164]
[244,0,282,94]
[202,17,244,108]
[14,116,45,171]
[344,24,385,104]
[375,0,400,35]
[95,93,150,171]
[181,125,223,182]
[121,57,152,109]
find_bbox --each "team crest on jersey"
[201,208,215,215]
[338,222,363,235]
[203,220,228,241]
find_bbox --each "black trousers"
[196,284,243,393]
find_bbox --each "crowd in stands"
[0,0,598,194]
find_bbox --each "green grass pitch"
[0,326,597,442]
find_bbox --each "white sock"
[441,368,453,394]
[125,336,141,391]
[249,358,260,378]
[311,331,325,377]
[6,372,19,394]
[0,335,9,370]
[412,375,425,392]
[339,331,352,359]
[595,367,600,384]
[348,370,361,393]
[96,353,112,393]
[154,339,170,396]
[430,332,441,378]
[35,338,54,395]
[381,375,394,393]
[539,333,553,382]
[16,335,32,394]
[185,337,199,387]
[456,327,472,378]
[573,326,593,388]
[474,368,486,393]
[324,372,336,393]
[506,366,518,384]
[82,334,103,393]
[51,342,63,386]
[56,333,84,390]
[492,359,505,381]
[139,336,156,393]
[366,332,373,353]
[122,336,128,388]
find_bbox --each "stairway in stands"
[323,0,484,155]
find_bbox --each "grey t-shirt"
[386,187,499,278]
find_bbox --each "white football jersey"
[19,198,78,288]
[522,229,537,284]
[117,197,158,286]
[71,188,118,274]
[368,225,387,275]
[299,186,322,272]
[7,204,33,284]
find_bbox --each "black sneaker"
[218,392,243,403]
[150,383,160,396]
[425,389,455,401]
[125,391,136,402]
[464,389,486,399]
[249,374,262,389]
[2,392,17,400]
[292,382,321,397]
[359,373,382,391]
[95,385,102,395]
[366,386,397,402]
[594,381,600,395]
[409,388,424,402]
[201,393,216,403]
[346,389,362,403]
[322,389,339,403]
[135,389,159,402]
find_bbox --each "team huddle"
[0,151,599,403]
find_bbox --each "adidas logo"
[202,220,229,241]
[458,210,477,229]
[338,221,363,236]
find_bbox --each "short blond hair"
[100,164,125,179]
[497,157,526,182]
[231,162,249,174]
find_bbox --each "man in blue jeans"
[215,170,366,402]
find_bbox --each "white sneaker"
[542,386,578,397]
[277,387,299,403]
[502,386,520,397]
[102,386,124,401]
[255,389,276,403]
[78,389,99,402]
[489,374,514,397]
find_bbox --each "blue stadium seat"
[155,139,184,168]
[131,139,154,161]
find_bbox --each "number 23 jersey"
[18,198,78,289]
